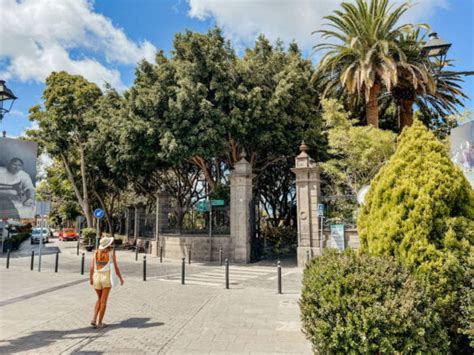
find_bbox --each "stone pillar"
[230,153,255,263]
[154,193,170,255]
[291,142,322,267]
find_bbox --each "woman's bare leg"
[98,287,111,326]
[92,289,102,325]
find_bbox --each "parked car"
[31,228,50,244]
[58,228,79,241]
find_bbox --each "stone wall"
[157,234,233,262]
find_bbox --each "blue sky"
[1,0,473,137]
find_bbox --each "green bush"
[4,232,31,251]
[357,121,474,351]
[260,225,297,255]
[300,250,448,353]
[81,228,96,246]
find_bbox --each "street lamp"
[0,80,17,122]
[422,32,452,70]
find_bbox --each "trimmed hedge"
[300,250,448,353]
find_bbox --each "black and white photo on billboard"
[0,137,38,219]
[451,121,474,188]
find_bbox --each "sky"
[1,0,473,138]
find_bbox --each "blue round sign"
[94,208,105,219]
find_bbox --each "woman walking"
[89,235,124,329]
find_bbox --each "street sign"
[196,199,225,212]
[94,208,105,219]
[196,201,208,212]
[35,201,51,216]
[317,203,324,217]
[211,199,225,206]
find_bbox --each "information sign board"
[330,224,345,251]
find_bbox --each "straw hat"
[98,236,114,250]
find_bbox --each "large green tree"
[123,30,325,228]
[320,99,396,223]
[358,121,474,351]
[29,72,102,227]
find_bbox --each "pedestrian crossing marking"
[156,266,275,287]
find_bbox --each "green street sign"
[196,201,208,212]
[211,199,225,206]
[195,199,225,211]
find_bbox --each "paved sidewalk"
[0,251,312,354]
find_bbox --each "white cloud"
[0,0,157,89]
[187,0,450,52]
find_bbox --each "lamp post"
[421,32,452,71]
[421,33,474,77]
[0,80,17,123]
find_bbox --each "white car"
[31,228,50,244]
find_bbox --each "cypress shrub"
[358,121,474,351]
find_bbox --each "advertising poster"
[451,121,474,188]
[0,137,38,219]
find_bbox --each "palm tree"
[391,37,467,129]
[391,29,436,129]
[315,0,423,128]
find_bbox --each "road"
[0,238,312,354]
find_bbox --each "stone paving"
[0,240,312,354]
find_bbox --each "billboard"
[451,121,474,188]
[0,137,38,219]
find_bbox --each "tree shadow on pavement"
[0,317,164,353]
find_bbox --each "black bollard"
[143,255,147,281]
[30,251,34,271]
[277,260,282,294]
[306,250,310,262]
[76,241,79,256]
[160,246,163,263]
[81,253,85,275]
[181,257,185,285]
[6,249,10,269]
[219,247,223,266]
[188,248,191,265]
[55,251,59,273]
[225,258,229,289]
[135,246,139,261]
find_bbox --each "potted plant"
[81,228,96,252]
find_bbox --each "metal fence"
[162,205,230,235]
[139,213,155,239]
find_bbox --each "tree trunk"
[93,190,114,237]
[78,146,93,228]
[190,156,214,192]
[60,152,92,228]
[366,84,380,128]
[399,98,414,130]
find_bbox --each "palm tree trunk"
[399,98,414,130]
[366,84,380,128]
